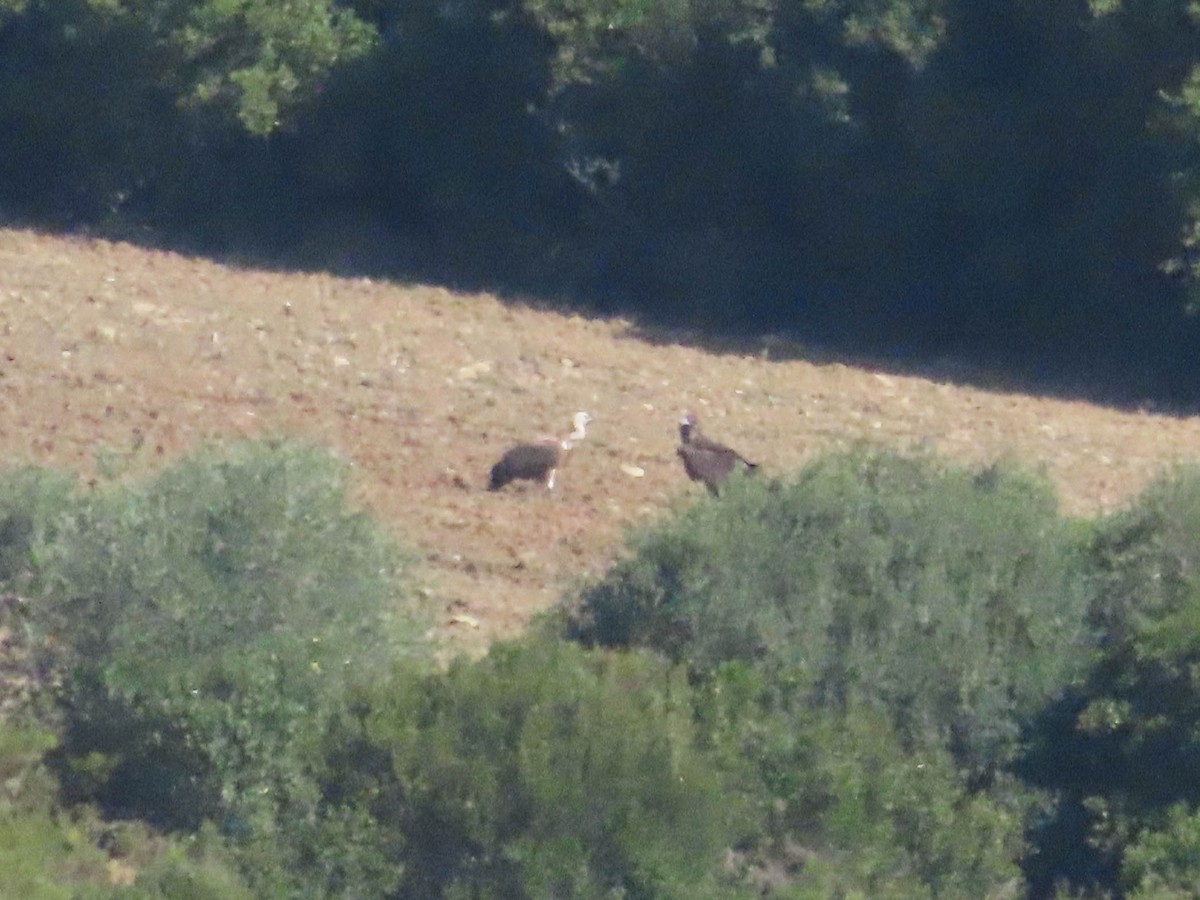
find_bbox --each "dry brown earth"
[3,227,1199,657]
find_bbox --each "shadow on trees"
[3,0,1200,413]
[9,172,1200,417]
[149,172,1200,416]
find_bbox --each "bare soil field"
[3,226,1200,656]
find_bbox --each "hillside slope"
[3,227,1199,655]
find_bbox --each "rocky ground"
[3,226,1199,656]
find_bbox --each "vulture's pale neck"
[562,414,591,449]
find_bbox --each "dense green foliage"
[561,451,1093,894]
[0,722,253,898]
[1017,466,1200,897]
[14,444,1200,894]
[0,440,429,896]
[560,454,1200,897]
[567,451,1091,776]
[3,1,1200,395]
[344,639,753,898]
[689,661,1026,896]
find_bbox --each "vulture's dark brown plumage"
[676,412,757,495]
[489,412,592,491]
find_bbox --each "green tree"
[0,0,179,218]
[1019,467,1200,897]
[568,450,1091,777]
[347,639,753,898]
[0,0,376,224]
[691,661,1025,897]
[286,0,572,245]
[0,440,429,897]
[87,0,377,134]
[1123,803,1200,899]
[157,0,376,134]
[561,449,1092,896]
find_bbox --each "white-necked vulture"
[677,412,758,495]
[489,411,593,491]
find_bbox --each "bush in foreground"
[566,449,1092,776]
[555,449,1100,895]
[0,440,429,896]
[690,659,1025,897]
[1019,466,1200,896]
[339,638,754,898]
[0,724,252,899]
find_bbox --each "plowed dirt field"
[4,227,1199,656]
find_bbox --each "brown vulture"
[676,412,758,495]
[489,411,592,491]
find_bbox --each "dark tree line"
[4,0,1200,401]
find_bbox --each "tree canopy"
[4,0,1200,398]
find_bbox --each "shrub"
[1018,466,1200,897]
[567,449,1092,775]
[1082,464,1200,639]
[0,804,107,900]
[75,832,256,900]
[693,661,1025,898]
[1123,803,1200,899]
[0,725,101,898]
[0,725,251,898]
[0,439,429,897]
[0,467,74,591]
[347,638,755,898]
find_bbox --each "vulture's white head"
[563,411,593,448]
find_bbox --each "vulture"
[489,411,593,491]
[677,412,758,495]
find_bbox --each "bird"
[488,411,593,491]
[676,412,758,495]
